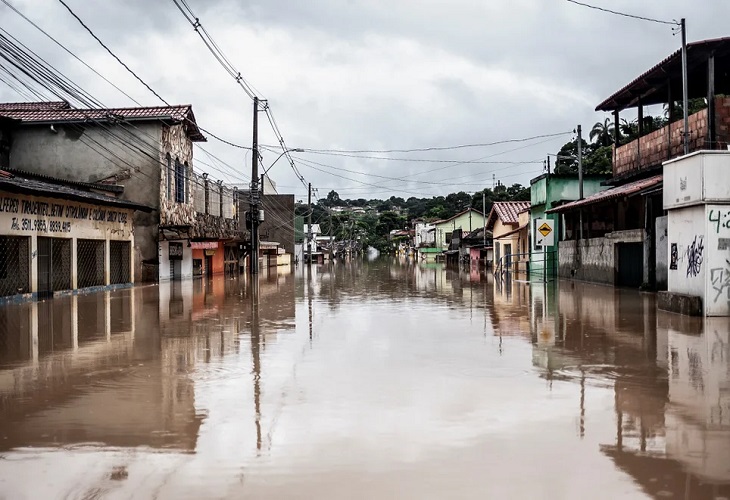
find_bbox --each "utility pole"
[546,156,551,176]
[577,124,584,241]
[681,18,689,155]
[307,182,312,266]
[250,96,260,275]
[482,192,486,247]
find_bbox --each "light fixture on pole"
[262,148,304,178]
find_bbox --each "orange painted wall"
[193,242,225,275]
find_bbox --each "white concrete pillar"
[104,236,111,286]
[71,237,78,290]
[129,234,135,284]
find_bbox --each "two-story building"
[529,174,609,279]
[548,36,730,289]
[0,101,240,283]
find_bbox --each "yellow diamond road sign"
[535,218,554,247]
[538,223,552,238]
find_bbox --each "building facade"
[0,101,239,283]
[486,201,530,274]
[0,170,147,302]
[433,209,486,250]
[529,174,609,279]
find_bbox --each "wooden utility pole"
[307,182,312,266]
[681,18,689,155]
[578,124,584,241]
[250,96,260,274]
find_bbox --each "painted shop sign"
[190,241,218,250]
[169,242,184,260]
[1,193,130,234]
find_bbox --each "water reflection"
[0,261,728,498]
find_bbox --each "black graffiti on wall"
[686,235,704,278]
[670,243,678,270]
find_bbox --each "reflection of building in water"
[0,287,202,452]
[665,317,730,486]
[600,315,730,499]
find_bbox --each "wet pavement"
[0,259,729,499]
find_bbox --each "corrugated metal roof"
[596,36,730,111]
[0,101,206,141]
[546,175,662,214]
[0,169,151,211]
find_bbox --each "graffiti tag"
[709,209,730,234]
[710,260,730,303]
[686,235,704,278]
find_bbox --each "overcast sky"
[2,0,729,202]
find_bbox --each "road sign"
[535,218,554,247]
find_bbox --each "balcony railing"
[613,96,730,177]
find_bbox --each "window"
[175,158,185,203]
[166,153,172,200]
[184,162,189,201]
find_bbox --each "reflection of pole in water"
[250,275,262,452]
[307,265,314,343]
[579,367,585,439]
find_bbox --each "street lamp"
[262,148,304,178]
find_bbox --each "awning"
[546,175,662,214]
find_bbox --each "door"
[37,237,52,298]
[504,244,512,270]
[205,255,213,278]
[617,243,643,288]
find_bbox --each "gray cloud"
[2,0,729,199]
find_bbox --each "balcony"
[613,96,730,178]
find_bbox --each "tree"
[326,190,341,206]
[554,138,611,176]
[590,118,614,147]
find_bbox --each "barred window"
[175,158,185,203]
[166,153,172,200]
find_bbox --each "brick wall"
[613,96,730,177]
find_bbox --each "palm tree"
[590,118,615,147]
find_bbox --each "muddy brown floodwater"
[0,259,729,499]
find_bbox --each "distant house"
[486,201,530,273]
[433,208,486,250]
[414,221,436,247]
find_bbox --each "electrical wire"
[564,0,678,26]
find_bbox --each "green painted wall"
[529,175,609,277]
[434,210,486,249]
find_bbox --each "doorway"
[617,242,643,288]
[205,254,213,278]
[504,243,512,270]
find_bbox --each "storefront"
[0,172,146,302]
[191,241,224,278]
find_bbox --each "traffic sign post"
[534,219,555,283]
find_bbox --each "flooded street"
[0,260,729,499]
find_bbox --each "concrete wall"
[667,205,707,300]
[656,216,668,290]
[158,240,193,281]
[558,229,645,285]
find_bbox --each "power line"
[564,0,678,26]
[36,0,252,152]
[296,131,573,154]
